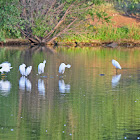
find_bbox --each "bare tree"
[16,0,95,44]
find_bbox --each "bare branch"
[43,3,74,40]
[47,18,77,44]
[46,0,56,15]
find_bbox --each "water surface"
[0,46,140,140]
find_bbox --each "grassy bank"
[57,2,140,43]
[57,24,140,43]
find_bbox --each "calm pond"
[0,46,140,140]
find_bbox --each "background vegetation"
[0,0,139,43]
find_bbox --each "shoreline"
[0,39,140,48]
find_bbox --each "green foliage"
[95,25,140,41]
[58,24,140,42]
[114,0,140,14]
[0,0,139,43]
[0,0,22,40]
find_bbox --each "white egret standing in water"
[19,64,32,76]
[0,66,12,73]
[19,64,26,76]
[0,62,13,73]
[0,62,12,74]
[38,60,46,74]
[0,62,11,67]
[59,63,71,74]
[25,66,32,76]
[112,59,121,69]
[112,59,121,74]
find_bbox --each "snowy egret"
[25,66,32,76]
[38,60,46,74]
[59,63,71,74]
[19,64,26,76]
[0,62,12,74]
[112,59,121,69]
[0,62,11,67]
[19,64,32,76]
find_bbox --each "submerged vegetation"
[0,0,139,44]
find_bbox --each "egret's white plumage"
[19,64,32,76]
[0,62,12,73]
[0,66,12,73]
[0,62,11,67]
[19,64,26,76]
[38,60,46,74]
[25,66,32,76]
[59,63,71,74]
[112,59,121,69]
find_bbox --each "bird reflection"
[19,76,26,90]
[38,79,45,96]
[59,80,70,93]
[19,76,32,91]
[112,74,121,88]
[0,80,11,96]
[25,78,32,91]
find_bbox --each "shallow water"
[0,46,140,140]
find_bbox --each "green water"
[0,46,140,140]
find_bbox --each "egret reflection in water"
[25,78,32,91]
[19,76,26,90]
[112,74,121,88]
[0,80,11,96]
[38,79,45,96]
[19,76,32,91]
[59,80,70,93]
